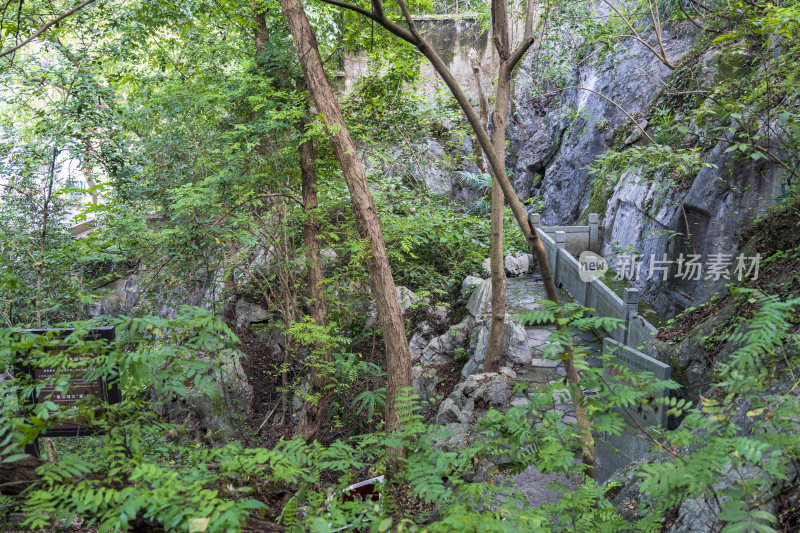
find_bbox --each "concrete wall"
[340,14,524,102]
[627,313,659,351]
[530,213,601,255]
[595,338,671,482]
[532,222,657,349]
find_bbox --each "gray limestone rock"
[464,315,531,378]
[90,274,139,317]
[504,252,532,278]
[461,275,484,300]
[509,22,698,224]
[466,278,493,316]
[412,365,438,416]
[157,350,254,444]
[419,316,474,366]
[234,298,270,329]
[623,119,649,146]
[421,334,456,365]
[366,285,420,327]
[408,332,429,364]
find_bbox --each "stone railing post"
[555,230,566,249]
[588,213,599,252]
[623,288,639,344]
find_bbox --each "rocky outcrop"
[434,372,514,450]
[155,350,254,444]
[413,316,473,365]
[462,314,531,378]
[366,285,423,328]
[466,277,493,316]
[602,119,787,317]
[234,298,270,329]
[510,21,699,224]
[606,385,798,532]
[506,20,793,318]
[460,275,483,301]
[89,273,139,316]
[412,365,439,417]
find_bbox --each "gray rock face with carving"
[507,18,788,317]
[510,22,699,223]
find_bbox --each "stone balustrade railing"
[529,213,601,255]
[528,213,671,480]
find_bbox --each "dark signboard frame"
[13,326,120,439]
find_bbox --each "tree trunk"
[484,62,511,374]
[253,1,269,57]
[295,125,333,440]
[488,4,595,475]
[83,140,98,204]
[279,0,412,432]
[485,176,507,372]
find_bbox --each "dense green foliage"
[2,290,798,531]
[0,0,799,530]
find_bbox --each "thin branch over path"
[0,0,100,59]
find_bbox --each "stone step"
[530,357,561,368]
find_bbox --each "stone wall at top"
[340,14,524,103]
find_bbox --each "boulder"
[454,372,512,409]
[426,305,450,329]
[421,334,456,365]
[504,252,533,278]
[157,350,254,444]
[234,298,270,329]
[436,422,470,451]
[461,276,483,300]
[466,278,493,316]
[396,285,419,313]
[365,286,420,327]
[419,316,474,366]
[434,372,514,451]
[436,374,509,425]
[463,315,531,378]
[623,119,649,146]
[408,332,429,363]
[435,397,474,425]
[90,273,139,317]
[320,248,338,276]
[412,365,439,417]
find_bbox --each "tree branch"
[315,0,415,43]
[598,0,675,69]
[0,0,100,59]
[395,0,424,44]
[508,35,535,72]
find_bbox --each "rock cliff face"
[507,16,789,317]
[509,22,698,222]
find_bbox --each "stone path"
[498,273,604,507]
[506,273,603,388]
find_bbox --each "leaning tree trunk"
[295,123,333,440]
[279,0,412,432]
